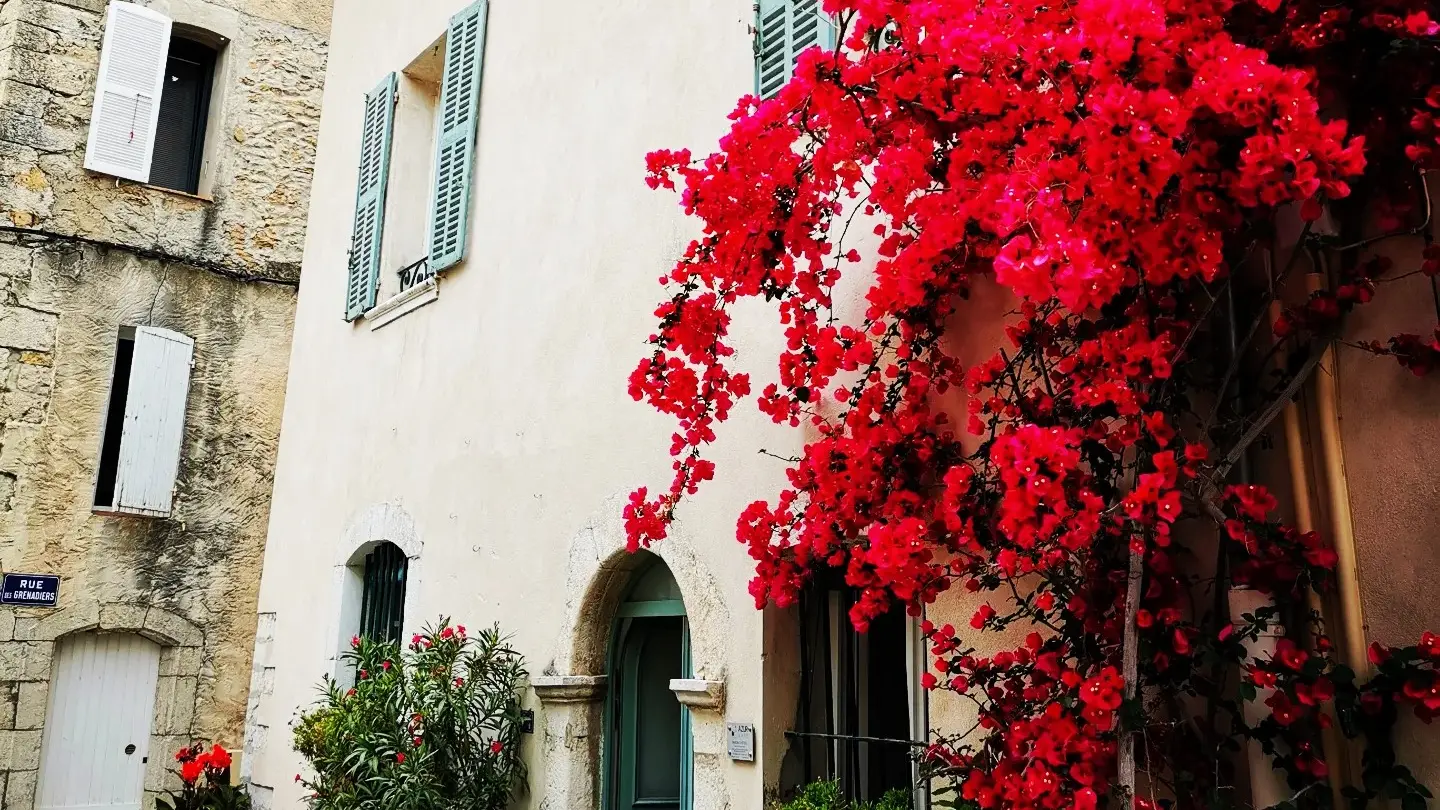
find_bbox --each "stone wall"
[0,0,328,804]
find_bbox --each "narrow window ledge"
[532,674,607,704]
[670,678,725,712]
[366,277,438,330]
[141,184,214,203]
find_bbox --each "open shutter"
[345,73,398,321]
[756,0,836,99]
[427,0,489,273]
[83,2,172,183]
[790,0,835,62]
[756,0,788,98]
[112,327,193,517]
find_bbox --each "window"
[150,35,217,194]
[82,2,226,195]
[358,542,409,644]
[755,0,836,99]
[344,0,490,321]
[93,326,195,518]
[787,575,928,806]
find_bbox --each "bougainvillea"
[629,0,1440,808]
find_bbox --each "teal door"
[606,556,693,810]
[616,616,684,810]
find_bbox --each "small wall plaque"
[727,722,755,762]
[1,573,58,607]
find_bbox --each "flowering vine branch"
[629,1,1440,808]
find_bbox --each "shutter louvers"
[83,1,172,183]
[790,0,823,68]
[427,0,489,273]
[112,326,193,517]
[756,0,788,98]
[345,73,398,321]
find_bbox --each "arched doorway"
[38,632,161,810]
[604,554,693,810]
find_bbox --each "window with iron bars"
[785,572,929,807]
[358,542,408,645]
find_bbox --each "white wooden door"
[37,633,161,810]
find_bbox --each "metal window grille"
[789,578,925,804]
[359,542,408,644]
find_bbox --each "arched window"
[358,542,408,644]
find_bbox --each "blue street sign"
[1,574,59,607]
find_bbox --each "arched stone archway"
[534,495,732,810]
[324,502,423,677]
[14,602,204,800]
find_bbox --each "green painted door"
[613,615,685,810]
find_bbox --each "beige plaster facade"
[0,0,329,805]
[250,2,1440,809]
[247,0,804,807]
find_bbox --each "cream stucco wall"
[248,1,805,807]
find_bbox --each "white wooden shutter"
[345,73,398,321]
[37,634,161,810]
[83,1,172,183]
[426,0,489,273]
[111,326,194,516]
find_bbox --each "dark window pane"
[359,542,407,644]
[150,37,215,194]
[93,333,135,507]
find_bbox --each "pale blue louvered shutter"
[427,0,489,273]
[756,0,788,98]
[756,0,836,99]
[345,73,398,321]
[789,0,836,64]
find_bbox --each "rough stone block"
[0,22,60,56]
[13,363,50,396]
[3,768,35,810]
[142,608,202,647]
[21,1,102,47]
[0,305,56,352]
[0,729,41,770]
[8,620,34,642]
[0,682,16,730]
[147,735,187,793]
[17,642,51,681]
[0,240,33,279]
[0,611,14,643]
[1,48,93,99]
[99,603,147,633]
[31,603,98,641]
[0,79,50,122]
[0,644,22,680]
[13,681,46,730]
[0,423,39,471]
[152,675,196,735]
[46,0,106,15]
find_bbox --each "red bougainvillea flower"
[491,740,504,754]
